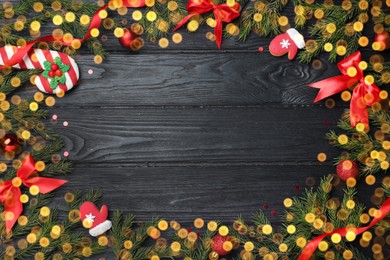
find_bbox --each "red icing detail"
[55,70,63,77]
[51,64,59,70]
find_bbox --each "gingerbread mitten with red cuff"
[80,202,112,237]
[269,28,305,60]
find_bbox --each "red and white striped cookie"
[0,46,79,94]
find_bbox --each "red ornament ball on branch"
[118,28,144,51]
[373,31,390,51]
[1,134,21,153]
[211,234,232,256]
[336,160,359,181]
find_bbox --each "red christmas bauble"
[373,31,390,51]
[1,134,20,152]
[211,234,230,256]
[118,28,139,49]
[336,160,359,181]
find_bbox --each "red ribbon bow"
[0,155,67,233]
[0,0,146,70]
[299,196,390,260]
[173,0,241,49]
[308,51,380,127]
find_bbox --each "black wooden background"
[12,1,386,258]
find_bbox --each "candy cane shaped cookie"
[0,46,79,94]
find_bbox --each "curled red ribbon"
[308,51,380,127]
[173,0,241,49]
[0,0,146,69]
[0,155,67,233]
[299,196,390,260]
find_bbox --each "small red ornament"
[336,160,359,181]
[1,134,20,152]
[211,234,230,256]
[118,28,140,49]
[373,31,390,51]
[48,70,55,78]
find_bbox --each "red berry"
[48,70,55,78]
[55,70,63,77]
[211,234,230,256]
[336,160,359,181]
[51,64,59,71]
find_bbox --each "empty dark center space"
[49,51,346,224]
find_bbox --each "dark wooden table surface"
[23,1,382,258]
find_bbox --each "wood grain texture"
[50,164,379,226]
[37,53,340,107]
[50,106,341,164]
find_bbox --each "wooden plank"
[22,52,343,106]
[51,165,326,222]
[50,106,342,164]
[51,164,376,223]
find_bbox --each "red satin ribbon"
[173,0,240,49]
[0,155,67,233]
[0,0,146,69]
[299,196,390,260]
[308,51,380,127]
